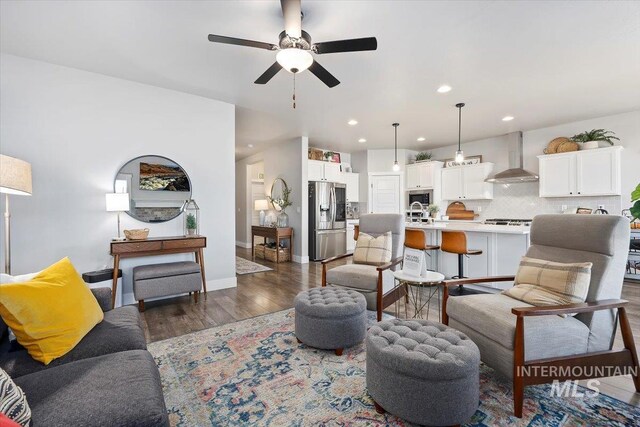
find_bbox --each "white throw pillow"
[353,232,392,266]
[0,271,40,284]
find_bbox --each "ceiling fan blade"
[281,0,302,38]
[313,37,377,54]
[308,60,340,88]
[254,62,283,84]
[208,34,276,51]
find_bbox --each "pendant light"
[392,123,400,171]
[455,102,465,163]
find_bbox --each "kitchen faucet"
[410,201,424,223]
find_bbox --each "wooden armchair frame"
[322,254,406,321]
[441,277,640,418]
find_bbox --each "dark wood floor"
[140,247,640,407]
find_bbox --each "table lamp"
[0,154,33,274]
[105,193,130,240]
[254,199,269,226]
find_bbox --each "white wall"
[0,54,237,305]
[429,110,640,217]
[235,137,309,263]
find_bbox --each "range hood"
[485,131,539,183]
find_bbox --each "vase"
[277,211,289,227]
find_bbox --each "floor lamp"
[0,155,33,275]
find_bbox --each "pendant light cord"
[458,105,462,150]
[392,123,399,163]
[293,73,296,109]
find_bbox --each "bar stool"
[405,228,440,255]
[440,231,482,296]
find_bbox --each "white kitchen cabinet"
[405,162,443,190]
[538,146,622,197]
[343,172,360,202]
[440,163,494,201]
[308,160,343,182]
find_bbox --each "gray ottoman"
[366,319,480,426]
[133,261,203,312]
[294,288,367,356]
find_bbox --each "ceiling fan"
[207,0,377,88]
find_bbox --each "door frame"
[367,172,404,214]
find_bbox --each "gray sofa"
[0,287,169,427]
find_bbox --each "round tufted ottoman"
[294,288,367,356]
[366,319,480,426]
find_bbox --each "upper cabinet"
[538,147,622,197]
[343,172,360,202]
[406,161,443,190]
[441,163,494,201]
[308,160,342,182]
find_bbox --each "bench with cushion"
[133,261,203,312]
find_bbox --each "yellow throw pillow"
[0,257,104,364]
[503,256,592,315]
[353,231,392,266]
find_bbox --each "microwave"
[408,190,431,208]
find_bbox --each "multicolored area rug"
[235,256,272,275]
[148,309,640,426]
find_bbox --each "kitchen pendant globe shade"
[276,48,313,73]
[392,161,400,172]
[455,150,465,163]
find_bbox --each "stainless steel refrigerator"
[309,181,347,261]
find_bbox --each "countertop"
[406,221,531,235]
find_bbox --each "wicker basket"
[254,243,266,259]
[124,228,149,240]
[264,246,290,263]
[544,137,570,154]
[556,140,579,153]
[308,148,324,161]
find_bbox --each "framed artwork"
[331,153,341,163]
[576,207,593,214]
[444,155,482,168]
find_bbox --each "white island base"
[406,222,531,292]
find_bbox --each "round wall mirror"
[269,178,289,212]
[114,155,191,223]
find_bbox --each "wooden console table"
[109,236,207,308]
[251,226,293,263]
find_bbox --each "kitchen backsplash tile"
[464,182,621,220]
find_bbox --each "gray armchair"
[442,214,639,417]
[322,214,406,321]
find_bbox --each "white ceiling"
[2,1,639,160]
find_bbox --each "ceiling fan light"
[276,48,313,73]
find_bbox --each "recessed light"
[437,85,452,93]
[348,119,358,126]
[358,138,367,143]
[502,116,514,122]
[248,144,254,148]
[417,137,426,142]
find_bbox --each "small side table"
[251,226,294,263]
[393,270,445,321]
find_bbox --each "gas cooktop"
[484,218,533,226]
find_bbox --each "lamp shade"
[105,193,130,212]
[0,154,32,196]
[254,199,269,211]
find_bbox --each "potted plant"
[427,203,440,219]
[323,151,335,162]
[570,129,620,150]
[186,213,197,235]
[415,151,433,163]
[632,183,640,229]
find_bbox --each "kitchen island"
[406,221,531,290]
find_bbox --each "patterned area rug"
[235,256,272,275]
[148,309,640,426]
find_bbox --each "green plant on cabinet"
[631,183,640,222]
[570,129,619,145]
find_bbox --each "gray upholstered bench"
[133,261,203,312]
[294,288,367,356]
[366,319,480,426]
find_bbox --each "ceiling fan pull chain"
[293,73,296,109]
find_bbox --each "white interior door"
[370,175,401,213]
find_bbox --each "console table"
[109,236,207,308]
[251,226,293,263]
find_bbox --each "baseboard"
[236,241,252,249]
[292,255,309,264]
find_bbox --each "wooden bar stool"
[405,228,440,254]
[440,230,482,295]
